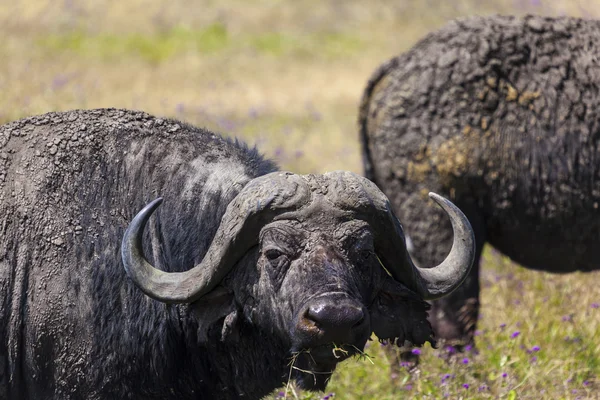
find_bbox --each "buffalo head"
[121,171,474,390]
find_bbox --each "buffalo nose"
[305,300,365,339]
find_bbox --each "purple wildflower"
[248,108,259,119]
[511,331,520,339]
[502,372,508,378]
[446,345,456,354]
[499,323,506,329]
[51,74,71,91]
[530,356,538,363]
[592,303,599,309]
[464,344,473,351]
[531,345,541,352]
[411,348,422,355]
[463,383,470,389]
[583,381,590,386]
[278,391,285,397]
[462,357,469,364]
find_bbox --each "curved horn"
[373,191,475,300]
[407,193,475,299]
[121,172,311,304]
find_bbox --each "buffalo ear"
[190,286,238,343]
[370,278,436,348]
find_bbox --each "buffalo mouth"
[289,342,366,391]
[297,343,359,363]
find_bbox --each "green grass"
[36,23,230,62]
[3,0,600,398]
[34,24,363,64]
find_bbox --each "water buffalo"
[359,14,600,355]
[0,108,474,399]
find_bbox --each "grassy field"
[3,0,600,398]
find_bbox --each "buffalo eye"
[348,235,375,264]
[358,249,373,261]
[263,247,291,271]
[265,248,286,262]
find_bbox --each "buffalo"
[0,108,474,399]
[359,14,600,356]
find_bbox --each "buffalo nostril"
[306,301,365,332]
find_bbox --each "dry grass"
[3,0,600,398]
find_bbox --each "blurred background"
[3,0,597,174]
[3,1,600,398]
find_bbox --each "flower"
[592,303,599,309]
[502,372,508,378]
[411,348,422,355]
[511,331,520,339]
[462,358,469,364]
[464,344,473,351]
[499,323,507,329]
[531,345,541,352]
[463,383,470,389]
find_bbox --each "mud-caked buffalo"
[360,15,600,354]
[0,108,474,399]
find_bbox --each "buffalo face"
[254,219,376,389]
